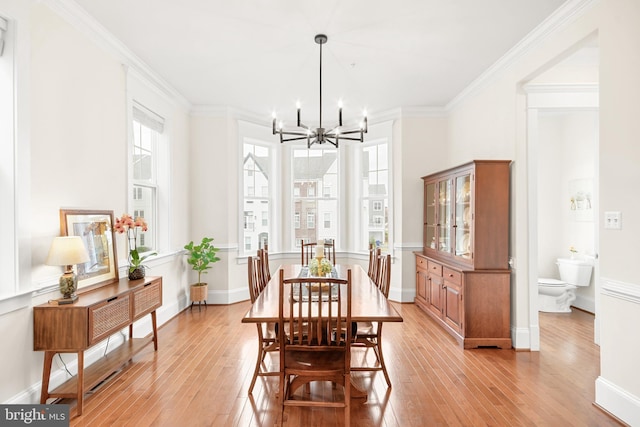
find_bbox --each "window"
[294,212,300,229]
[307,212,315,229]
[361,142,389,251]
[244,211,255,231]
[324,212,331,229]
[242,141,271,255]
[292,148,338,246]
[131,103,163,253]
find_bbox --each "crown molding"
[44,0,191,110]
[399,106,447,118]
[523,83,598,93]
[446,0,599,112]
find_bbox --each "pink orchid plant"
[114,214,157,273]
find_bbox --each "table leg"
[76,351,84,416]
[151,310,158,351]
[40,351,55,404]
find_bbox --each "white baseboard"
[511,325,537,350]
[206,287,249,305]
[573,295,595,313]
[596,376,640,426]
[388,286,415,303]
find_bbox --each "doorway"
[524,40,600,350]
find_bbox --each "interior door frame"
[524,84,600,350]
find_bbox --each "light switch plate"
[604,211,622,229]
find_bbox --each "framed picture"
[60,209,119,290]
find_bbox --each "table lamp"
[46,236,90,303]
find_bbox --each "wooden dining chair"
[367,244,380,281]
[247,256,278,394]
[260,244,271,284]
[278,268,352,426]
[301,239,336,265]
[353,253,392,387]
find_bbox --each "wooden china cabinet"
[415,160,511,349]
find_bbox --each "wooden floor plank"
[66,302,624,426]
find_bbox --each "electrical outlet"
[604,211,622,230]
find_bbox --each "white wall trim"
[207,287,249,305]
[601,277,640,305]
[596,376,640,427]
[394,243,422,252]
[446,0,599,111]
[512,325,537,351]
[389,286,414,303]
[43,0,191,109]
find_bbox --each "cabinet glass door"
[424,182,437,249]
[438,179,452,254]
[454,173,471,259]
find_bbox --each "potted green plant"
[184,237,220,305]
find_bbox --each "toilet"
[538,258,593,313]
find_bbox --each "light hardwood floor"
[67,302,624,426]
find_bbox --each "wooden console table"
[33,276,162,415]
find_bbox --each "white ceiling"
[72,0,567,122]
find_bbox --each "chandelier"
[272,34,368,149]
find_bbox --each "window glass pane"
[132,110,160,253]
[361,142,389,251]
[132,185,155,252]
[132,120,156,183]
[242,141,270,254]
[292,148,338,247]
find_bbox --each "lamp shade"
[46,236,90,266]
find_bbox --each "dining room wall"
[446,0,640,422]
[0,0,192,404]
[392,114,448,302]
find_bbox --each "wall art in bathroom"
[568,178,593,222]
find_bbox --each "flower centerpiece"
[114,213,157,279]
[309,257,333,277]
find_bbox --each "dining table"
[241,263,403,400]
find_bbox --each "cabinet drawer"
[133,280,162,319]
[89,294,132,345]
[416,256,428,270]
[443,267,462,285]
[428,261,443,276]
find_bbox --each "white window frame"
[0,14,17,298]
[126,69,171,263]
[355,121,393,254]
[290,147,340,250]
[131,103,161,253]
[238,121,277,257]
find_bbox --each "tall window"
[242,142,270,255]
[361,142,389,251]
[292,148,338,247]
[131,103,163,253]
